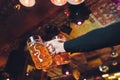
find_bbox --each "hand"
[44,39,66,55]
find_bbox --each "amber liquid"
[52,34,71,66]
[53,52,71,65]
[27,42,53,70]
[42,52,71,71]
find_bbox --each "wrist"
[61,43,66,52]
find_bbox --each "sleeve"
[64,22,120,52]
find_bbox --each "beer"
[27,36,52,70]
[52,33,71,65]
[53,52,71,65]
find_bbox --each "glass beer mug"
[53,52,71,65]
[52,33,71,65]
[27,35,53,70]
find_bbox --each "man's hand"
[44,39,66,55]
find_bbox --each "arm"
[64,22,120,52]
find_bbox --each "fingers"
[48,44,55,54]
[44,43,56,55]
[44,38,65,55]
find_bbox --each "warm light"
[19,0,35,7]
[110,50,118,58]
[14,4,21,10]
[67,0,85,5]
[6,78,10,80]
[99,65,109,73]
[50,0,67,6]
[114,72,120,76]
[112,60,118,66]
[108,76,116,79]
[102,74,109,78]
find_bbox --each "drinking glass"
[52,33,71,65]
[27,35,53,70]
